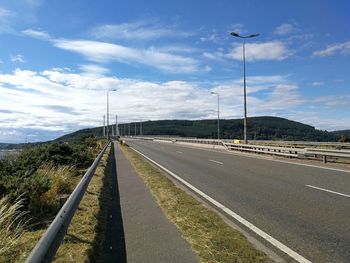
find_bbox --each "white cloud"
[0,68,305,141]
[0,7,15,33]
[91,20,189,41]
[10,54,25,63]
[274,23,296,35]
[22,28,51,40]
[313,41,350,57]
[228,41,291,61]
[1,67,348,142]
[79,64,110,76]
[23,29,203,74]
[311,81,324,86]
[53,39,201,73]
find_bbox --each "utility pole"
[103,115,106,137]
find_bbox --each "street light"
[230,32,259,144]
[107,89,117,140]
[211,92,220,140]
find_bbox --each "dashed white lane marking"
[142,139,350,174]
[176,151,183,154]
[306,184,350,198]
[209,159,223,165]
[130,146,311,263]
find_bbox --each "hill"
[55,116,339,142]
[330,130,350,142]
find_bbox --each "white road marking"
[148,139,350,174]
[130,146,311,263]
[176,151,183,154]
[306,185,350,198]
[209,159,223,165]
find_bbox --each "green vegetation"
[121,145,272,263]
[0,135,106,262]
[1,117,349,151]
[136,117,338,141]
[53,145,111,262]
[53,116,348,143]
[330,130,350,142]
[0,134,105,223]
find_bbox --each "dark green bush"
[0,135,101,222]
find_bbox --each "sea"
[0,150,18,159]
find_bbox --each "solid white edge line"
[130,146,312,263]
[306,185,350,198]
[148,139,350,174]
[209,159,223,165]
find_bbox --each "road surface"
[126,139,350,263]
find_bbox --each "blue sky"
[0,0,350,143]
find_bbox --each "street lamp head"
[249,34,260,38]
[230,32,240,37]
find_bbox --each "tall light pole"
[211,92,220,140]
[107,89,117,140]
[116,115,118,136]
[103,115,106,137]
[230,32,259,144]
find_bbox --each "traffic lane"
[127,139,350,262]
[134,139,350,195]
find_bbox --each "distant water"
[0,150,17,159]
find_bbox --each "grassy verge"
[53,145,111,262]
[0,139,109,262]
[121,145,272,263]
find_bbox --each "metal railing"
[127,136,350,163]
[223,143,301,157]
[25,142,110,263]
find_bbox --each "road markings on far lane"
[306,185,350,198]
[176,151,183,154]
[209,159,223,165]
[131,146,311,263]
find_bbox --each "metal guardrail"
[25,142,110,263]
[301,148,350,163]
[249,140,350,149]
[128,136,350,163]
[223,143,301,157]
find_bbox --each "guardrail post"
[323,155,327,163]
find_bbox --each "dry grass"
[121,145,272,263]
[53,145,111,262]
[0,196,30,262]
[0,141,110,263]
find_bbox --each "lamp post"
[211,92,220,140]
[230,32,259,144]
[107,89,117,140]
[103,115,105,137]
[115,115,120,136]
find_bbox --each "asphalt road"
[126,139,350,263]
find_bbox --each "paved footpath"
[113,142,199,263]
